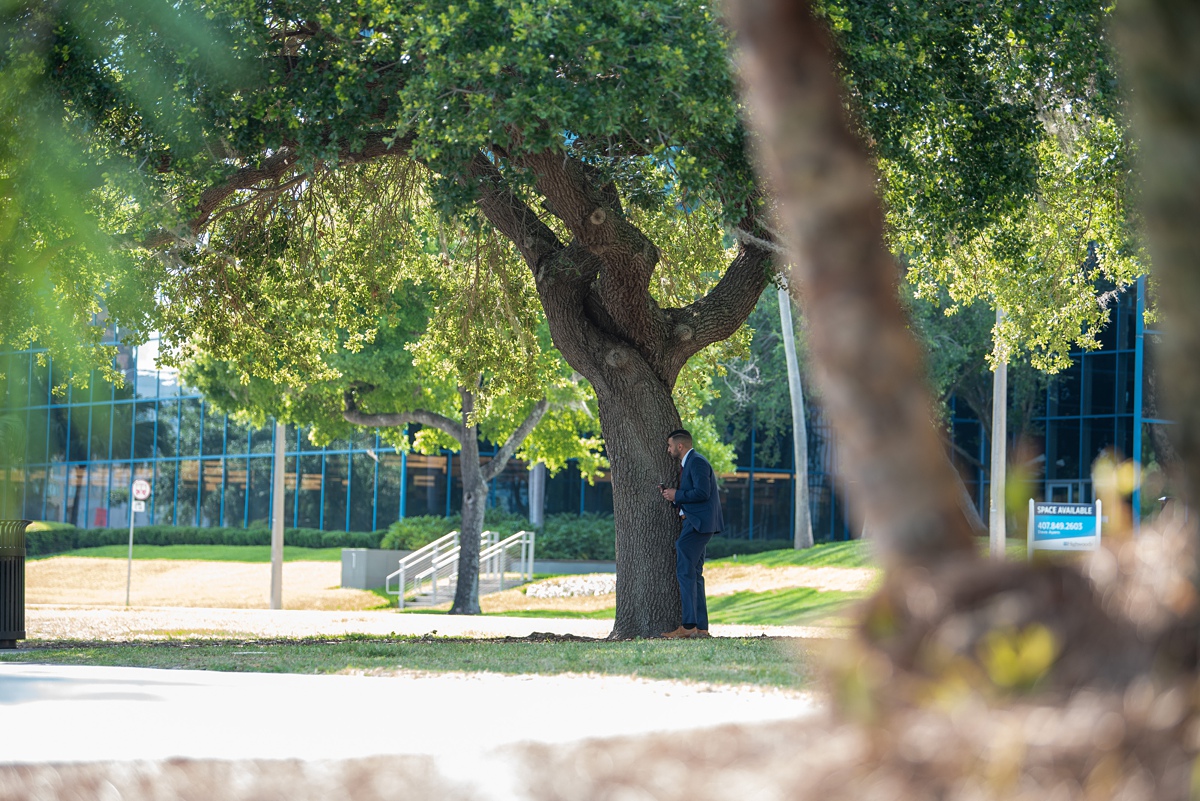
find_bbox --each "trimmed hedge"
[381,510,531,551]
[24,516,796,561]
[382,511,614,559]
[539,513,616,560]
[26,524,386,557]
[705,537,795,558]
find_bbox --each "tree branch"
[141,131,415,248]
[342,388,466,442]
[481,398,550,482]
[470,152,625,388]
[664,218,774,379]
[469,152,564,282]
[520,150,667,349]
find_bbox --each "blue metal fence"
[0,336,854,541]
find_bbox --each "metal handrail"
[411,542,467,602]
[477,530,536,592]
[385,530,459,608]
[385,530,498,608]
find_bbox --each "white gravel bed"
[525,573,617,598]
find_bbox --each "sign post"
[1027,499,1102,559]
[270,422,285,610]
[128,479,152,607]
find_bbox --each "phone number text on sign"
[1028,500,1100,554]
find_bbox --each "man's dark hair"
[667,428,692,444]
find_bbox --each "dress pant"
[675,523,715,629]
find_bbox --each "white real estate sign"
[1027,500,1102,557]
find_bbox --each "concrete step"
[402,576,525,608]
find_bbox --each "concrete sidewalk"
[0,663,816,765]
[24,605,841,641]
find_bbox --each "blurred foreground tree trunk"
[1118,0,1200,530]
[724,0,1198,795]
[727,0,977,567]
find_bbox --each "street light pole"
[270,421,285,609]
[778,287,813,549]
[989,307,1008,560]
[125,495,135,607]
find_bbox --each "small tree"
[183,188,606,614]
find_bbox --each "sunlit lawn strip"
[0,636,813,689]
[709,541,875,569]
[407,586,866,627]
[30,545,344,562]
[707,587,863,626]
[707,537,1027,568]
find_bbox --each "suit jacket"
[673,450,724,534]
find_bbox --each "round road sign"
[132,479,152,501]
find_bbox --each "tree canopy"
[821,0,1142,371]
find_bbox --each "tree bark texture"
[1117,0,1200,594]
[596,370,688,639]
[449,386,485,615]
[471,149,773,637]
[726,0,978,568]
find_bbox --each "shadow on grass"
[0,635,816,689]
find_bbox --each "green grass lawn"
[710,537,1028,568]
[0,636,814,689]
[398,585,863,627]
[706,587,862,626]
[31,545,344,562]
[710,540,875,569]
[33,539,1027,566]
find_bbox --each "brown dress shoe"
[692,629,712,638]
[659,626,695,639]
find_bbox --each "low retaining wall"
[340,549,412,590]
[340,549,616,589]
[535,560,615,576]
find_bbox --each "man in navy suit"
[659,428,724,639]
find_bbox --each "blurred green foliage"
[24,523,384,556]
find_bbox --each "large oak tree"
[8,0,774,637]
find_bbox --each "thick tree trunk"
[451,414,485,616]
[470,142,771,638]
[597,370,687,639]
[1117,0,1200,595]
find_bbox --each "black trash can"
[0,519,30,649]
